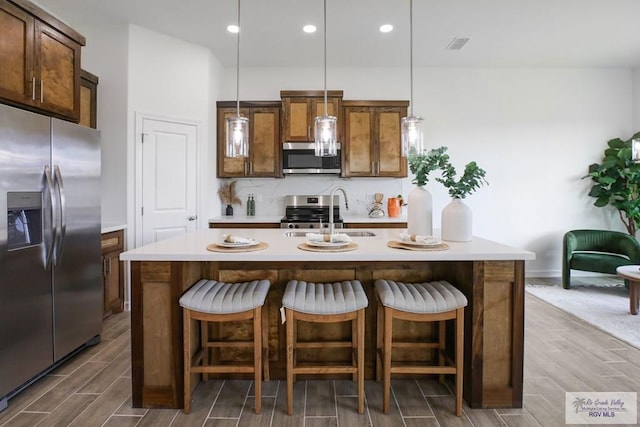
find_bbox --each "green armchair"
[562,229,640,289]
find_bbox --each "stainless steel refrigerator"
[0,104,102,410]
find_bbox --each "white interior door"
[138,116,198,246]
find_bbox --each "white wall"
[634,68,640,130]
[127,25,217,244]
[219,66,634,276]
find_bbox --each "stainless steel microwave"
[282,142,341,174]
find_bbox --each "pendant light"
[314,0,338,157]
[401,0,424,156]
[225,0,249,158]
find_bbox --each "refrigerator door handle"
[43,165,57,269]
[53,165,66,266]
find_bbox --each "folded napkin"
[306,232,352,243]
[398,233,440,245]
[223,233,255,244]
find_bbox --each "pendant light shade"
[314,0,338,157]
[225,0,248,158]
[633,138,640,162]
[402,0,424,156]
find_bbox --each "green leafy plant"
[408,146,488,198]
[407,146,449,187]
[584,132,640,235]
[436,159,488,199]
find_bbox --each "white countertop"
[208,215,407,223]
[102,223,127,234]
[120,228,535,262]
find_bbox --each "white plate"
[395,239,442,247]
[306,240,351,248]
[218,240,259,248]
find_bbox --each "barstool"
[282,280,368,415]
[374,279,467,416]
[179,278,270,414]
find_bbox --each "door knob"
[188,215,197,221]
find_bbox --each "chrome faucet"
[329,186,349,235]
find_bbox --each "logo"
[566,392,637,424]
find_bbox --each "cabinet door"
[376,107,407,177]
[282,97,310,141]
[250,107,281,177]
[217,107,248,177]
[343,107,375,176]
[103,251,123,317]
[34,20,81,120]
[79,70,98,128]
[0,0,34,106]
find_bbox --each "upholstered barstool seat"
[180,279,270,414]
[282,280,368,415]
[374,279,467,416]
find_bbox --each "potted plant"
[433,148,488,242]
[406,147,450,235]
[218,180,242,216]
[584,132,640,236]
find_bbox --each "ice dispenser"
[7,192,42,250]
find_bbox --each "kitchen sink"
[283,230,377,237]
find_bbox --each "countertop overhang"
[120,228,535,262]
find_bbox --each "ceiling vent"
[446,37,470,50]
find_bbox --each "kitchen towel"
[306,232,352,243]
[223,233,256,244]
[398,233,440,245]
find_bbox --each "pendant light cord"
[409,0,414,117]
[235,0,241,118]
[323,0,328,116]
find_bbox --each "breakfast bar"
[121,228,535,411]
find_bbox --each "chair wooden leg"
[383,306,392,414]
[351,316,357,382]
[376,299,383,382]
[357,308,365,414]
[438,320,446,384]
[286,308,295,416]
[262,304,270,381]
[253,307,262,414]
[183,309,191,413]
[455,308,464,417]
[200,320,208,382]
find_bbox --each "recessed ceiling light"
[446,37,470,50]
[227,24,239,33]
[303,24,317,33]
[379,24,393,33]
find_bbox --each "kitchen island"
[121,228,535,410]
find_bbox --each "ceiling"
[49,0,640,68]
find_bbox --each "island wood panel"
[129,259,524,410]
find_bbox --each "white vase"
[407,186,433,236]
[441,198,472,242]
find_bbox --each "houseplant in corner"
[406,146,449,235]
[218,180,242,216]
[435,150,488,242]
[584,132,640,236]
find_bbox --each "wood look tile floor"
[1,284,639,427]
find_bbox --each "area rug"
[525,278,640,349]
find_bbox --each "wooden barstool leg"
[286,308,295,416]
[351,315,357,382]
[357,308,365,414]
[376,298,383,382]
[253,307,262,414]
[383,306,393,414]
[200,320,208,382]
[455,308,464,416]
[183,309,192,413]
[262,304,270,381]
[438,320,446,384]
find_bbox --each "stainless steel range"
[280,195,344,229]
